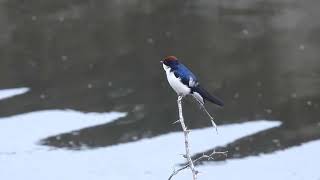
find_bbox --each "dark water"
[0,0,320,163]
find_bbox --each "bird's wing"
[173,64,198,88]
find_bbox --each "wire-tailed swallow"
[161,56,224,107]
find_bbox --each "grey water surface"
[0,0,319,163]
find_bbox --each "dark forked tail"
[193,86,224,107]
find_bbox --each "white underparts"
[163,64,191,96]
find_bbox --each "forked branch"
[168,95,226,180]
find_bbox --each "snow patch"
[0,110,126,153]
[0,87,29,100]
[0,113,286,180]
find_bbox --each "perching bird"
[161,56,224,107]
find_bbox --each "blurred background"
[0,0,319,179]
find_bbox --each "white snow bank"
[0,87,29,100]
[0,110,126,153]
[0,111,285,180]
[1,88,317,180]
[198,140,320,180]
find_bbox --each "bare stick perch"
[168,96,227,180]
[177,96,198,180]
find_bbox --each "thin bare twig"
[193,150,228,165]
[168,150,228,180]
[177,95,198,180]
[168,164,189,180]
[192,96,218,134]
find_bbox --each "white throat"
[162,63,170,72]
[162,63,191,96]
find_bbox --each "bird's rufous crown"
[163,56,178,61]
